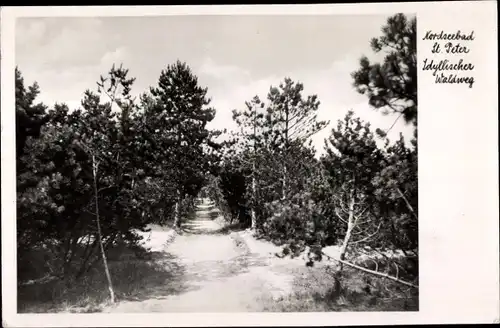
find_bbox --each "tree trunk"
[282,165,287,200]
[339,192,356,270]
[174,188,181,228]
[251,109,257,231]
[251,165,257,230]
[283,104,289,201]
[75,238,99,280]
[92,155,115,304]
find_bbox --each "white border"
[2,2,499,326]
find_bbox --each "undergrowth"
[261,264,418,312]
[18,244,185,313]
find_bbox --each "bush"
[260,192,333,251]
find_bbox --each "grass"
[18,207,418,313]
[260,263,418,312]
[18,246,190,313]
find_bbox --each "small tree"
[74,90,120,303]
[317,112,418,291]
[373,132,418,254]
[321,111,385,264]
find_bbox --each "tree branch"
[351,222,382,244]
[321,251,418,289]
[384,112,404,136]
[396,187,418,220]
[353,206,369,225]
[19,274,60,286]
[334,209,348,224]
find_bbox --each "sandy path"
[105,201,297,313]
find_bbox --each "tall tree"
[15,68,49,176]
[265,78,327,200]
[148,60,216,228]
[232,96,266,230]
[231,79,327,230]
[351,13,417,126]
[96,64,148,236]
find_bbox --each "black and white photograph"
[2,2,499,326]
[13,12,419,314]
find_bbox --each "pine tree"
[74,90,119,303]
[373,132,418,253]
[148,60,216,228]
[16,68,49,180]
[232,96,266,230]
[321,111,385,263]
[351,13,417,126]
[264,78,327,200]
[96,64,149,237]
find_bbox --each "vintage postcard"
[1,2,498,327]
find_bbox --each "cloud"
[205,73,282,133]
[17,18,109,71]
[100,46,129,68]
[16,17,130,111]
[16,45,131,113]
[204,56,355,135]
[204,55,415,155]
[198,57,251,83]
[15,16,415,156]
[15,19,47,47]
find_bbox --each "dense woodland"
[16,14,417,305]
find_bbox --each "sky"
[15,14,415,155]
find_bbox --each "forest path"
[105,200,297,312]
